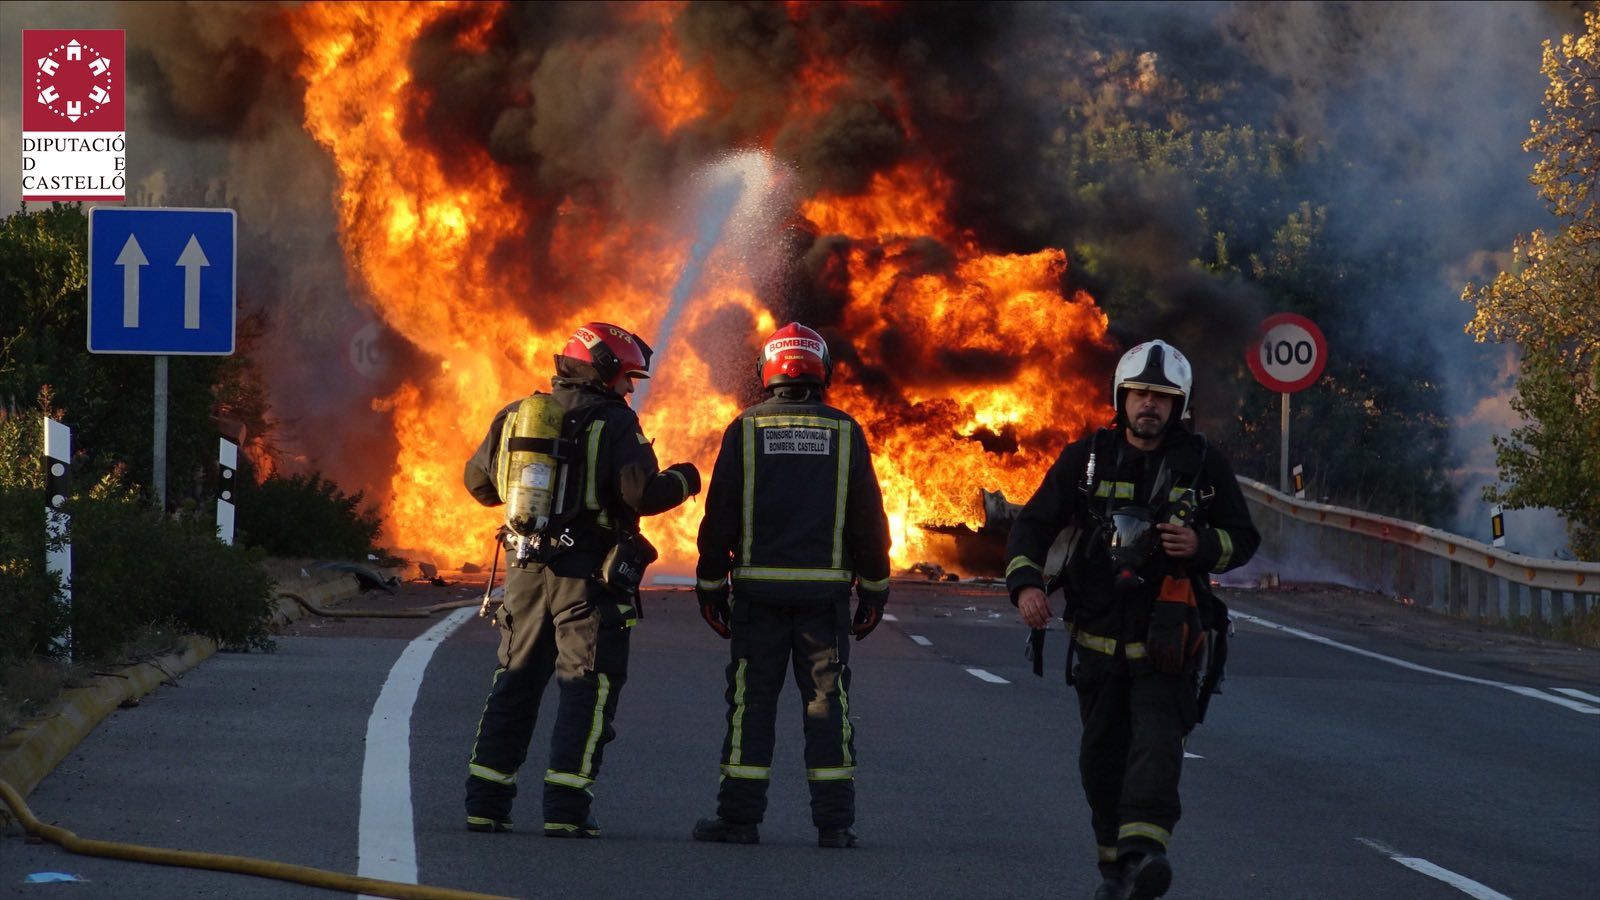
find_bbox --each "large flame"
[292,2,1107,572]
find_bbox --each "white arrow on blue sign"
[87,207,237,355]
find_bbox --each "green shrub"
[0,409,68,662]
[0,497,68,663]
[69,498,276,658]
[235,471,382,560]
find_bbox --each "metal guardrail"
[1238,477,1599,627]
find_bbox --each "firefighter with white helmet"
[1006,339,1260,899]
[461,322,700,838]
[691,322,892,849]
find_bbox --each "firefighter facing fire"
[1006,340,1259,900]
[691,322,892,849]
[461,322,700,838]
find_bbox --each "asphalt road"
[3,577,1597,899]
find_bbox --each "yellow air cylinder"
[495,393,565,536]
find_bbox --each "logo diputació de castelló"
[22,29,126,202]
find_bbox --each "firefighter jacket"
[695,386,892,608]
[463,361,695,578]
[1004,424,1260,648]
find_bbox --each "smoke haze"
[1,0,1580,555]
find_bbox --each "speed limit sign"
[1248,312,1327,393]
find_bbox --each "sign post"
[217,437,238,546]
[1247,312,1328,494]
[88,207,236,511]
[43,417,73,656]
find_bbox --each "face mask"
[1107,506,1157,590]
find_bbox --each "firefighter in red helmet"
[1006,340,1260,899]
[691,322,892,849]
[461,322,700,838]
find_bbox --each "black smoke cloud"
[93,0,1579,534]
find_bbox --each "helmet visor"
[1118,381,1184,396]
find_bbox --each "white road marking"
[1183,751,1203,759]
[1234,611,1600,715]
[1357,838,1513,900]
[882,613,899,621]
[910,634,934,647]
[1552,687,1600,704]
[966,668,1010,684]
[358,607,475,892]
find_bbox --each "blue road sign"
[87,207,236,355]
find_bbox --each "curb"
[0,569,365,803]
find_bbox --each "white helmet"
[1113,339,1192,421]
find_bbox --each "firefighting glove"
[851,603,883,641]
[665,462,702,497]
[697,585,731,640]
[1147,574,1204,675]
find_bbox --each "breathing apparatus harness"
[479,389,659,623]
[1030,426,1232,722]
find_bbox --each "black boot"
[817,826,858,848]
[693,817,760,844]
[1091,873,1126,900]
[1124,852,1172,899]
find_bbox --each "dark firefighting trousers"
[715,598,856,829]
[1073,638,1198,875]
[464,562,633,829]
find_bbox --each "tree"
[1463,10,1600,560]
[0,202,277,511]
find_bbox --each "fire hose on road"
[278,591,482,619]
[0,778,512,900]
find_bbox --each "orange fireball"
[291,2,1108,573]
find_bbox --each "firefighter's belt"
[1074,630,1147,659]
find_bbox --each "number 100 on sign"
[1248,312,1327,393]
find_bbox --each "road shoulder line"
[358,606,475,888]
[1232,610,1600,715]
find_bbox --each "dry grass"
[0,625,187,737]
[1502,608,1600,650]
[0,657,85,738]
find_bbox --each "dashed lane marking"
[910,635,934,647]
[965,668,1010,684]
[1234,611,1600,715]
[358,606,475,891]
[882,613,899,622]
[1357,838,1513,900]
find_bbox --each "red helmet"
[560,322,652,390]
[760,322,831,389]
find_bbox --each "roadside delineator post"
[42,416,73,657]
[217,437,237,546]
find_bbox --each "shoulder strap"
[1078,428,1118,502]
[1149,431,1211,507]
[543,401,618,533]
